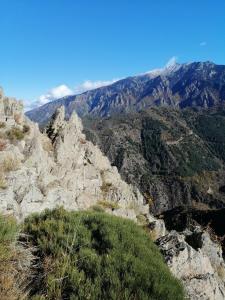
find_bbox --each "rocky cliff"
[0,102,149,221]
[157,229,225,300]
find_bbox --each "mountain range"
[2,60,225,298]
[26,61,225,124]
[83,106,225,215]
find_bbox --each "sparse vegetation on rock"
[6,127,25,141]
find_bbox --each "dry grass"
[0,122,6,128]
[217,265,225,280]
[0,173,7,189]
[42,138,53,153]
[1,155,20,172]
[90,205,105,212]
[97,200,120,210]
[147,228,158,241]
[0,131,6,139]
[126,201,140,213]
[100,182,112,193]
[144,192,154,207]
[0,215,34,300]
[14,113,22,125]
[6,127,25,141]
[136,214,148,226]
[0,139,7,151]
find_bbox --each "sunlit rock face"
[0,87,23,126]
[157,229,225,300]
[0,92,148,221]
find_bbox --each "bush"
[6,127,24,141]
[23,208,184,300]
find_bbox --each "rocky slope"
[26,61,225,125]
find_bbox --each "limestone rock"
[157,230,225,300]
[0,93,149,221]
[0,88,23,125]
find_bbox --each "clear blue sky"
[0,0,225,106]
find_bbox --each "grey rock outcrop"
[157,229,225,300]
[0,87,23,125]
[0,95,149,221]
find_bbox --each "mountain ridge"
[26,61,225,125]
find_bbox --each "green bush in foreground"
[23,208,184,300]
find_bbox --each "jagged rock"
[0,94,149,221]
[157,230,225,300]
[0,87,23,125]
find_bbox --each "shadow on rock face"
[161,206,225,256]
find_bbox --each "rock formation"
[0,87,23,125]
[0,93,149,221]
[157,229,225,300]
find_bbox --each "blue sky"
[0,0,225,108]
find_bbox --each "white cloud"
[25,79,119,111]
[24,84,73,111]
[74,79,118,94]
[145,56,179,75]
[200,41,207,47]
[39,84,73,105]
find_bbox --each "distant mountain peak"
[26,61,225,125]
[145,60,181,78]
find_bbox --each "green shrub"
[6,127,24,141]
[23,208,184,300]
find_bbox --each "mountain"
[83,106,225,215]
[26,61,225,125]
[2,90,225,299]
